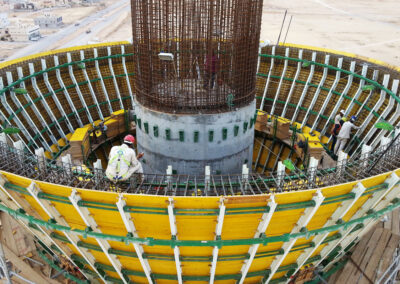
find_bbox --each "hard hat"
[124,134,135,144]
[350,115,357,122]
[340,110,345,115]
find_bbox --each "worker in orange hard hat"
[106,135,144,182]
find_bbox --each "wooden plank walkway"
[329,210,400,283]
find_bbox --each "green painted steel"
[258,53,400,106]
[3,182,389,216]
[37,250,89,284]
[49,231,340,263]
[0,181,398,248]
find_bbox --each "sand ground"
[1,0,399,66]
[100,0,400,66]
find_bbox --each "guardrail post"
[61,154,72,176]
[93,159,102,186]
[308,157,318,186]
[0,133,7,144]
[205,166,211,193]
[277,161,285,189]
[166,165,173,191]
[34,148,46,172]
[361,144,372,168]
[337,151,347,177]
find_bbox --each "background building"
[34,14,63,28]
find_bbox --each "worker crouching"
[106,135,144,182]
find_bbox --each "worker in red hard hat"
[106,135,144,182]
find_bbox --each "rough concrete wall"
[135,100,256,175]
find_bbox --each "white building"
[8,23,40,41]
[34,14,63,28]
[0,13,9,29]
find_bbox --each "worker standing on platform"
[330,109,345,151]
[203,50,219,89]
[334,116,361,156]
[106,135,144,182]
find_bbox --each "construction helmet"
[340,109,345,115]
[350,115,357,122]
[124,135,135,145]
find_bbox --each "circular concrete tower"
[131,0,264,174]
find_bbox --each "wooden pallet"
[332,226,400,283]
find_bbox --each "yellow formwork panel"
[243,277,263,284]
[147,258,176,274]
[214,259,246,277]
[245,255,275,274]
[70,128,89,142]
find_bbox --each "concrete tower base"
[134,100,256,175]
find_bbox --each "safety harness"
[106,147,131,181]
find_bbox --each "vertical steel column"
[238,196,277,284]
[116,195,154,284]
[167,197,183,284]
[281,49,303,118]
[79,50,104,121]
[209,198,226,283]
[7,68,57,146]
[41,60,74,134]
[317,172,400,266]
[301,55,330,129]
[93,48,114,113]
[66,53,94,125]
[69,190,128,283]
[310,57,343,133]
[1,76,40,150]
[337,179,400,258]
[372,80,400,147]
[107,46,124,110]
[291,52,317,124]
[25,182,95,282]
[359,75,392,146]
[259,46,276,111]
[264,190,324,283]
[14,68,51,143]
[352,74,390,155]
[270,48,289,116]
[121,45,134,107]
[28,63,67,139]
[11,70,58,146]
[0,175,80,279]
[320,61,358,139]
[288,182,365,281]
[54,55,83,127]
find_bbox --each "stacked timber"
[105,110,130,137]
[69,127,90,161]
[255,111,290,140]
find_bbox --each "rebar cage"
[131,0,264,114]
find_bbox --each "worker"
[99,121,108,142]
[203,50,219,89]
[106,135,144,182]
[330,109,345,151]
[334,116,361,156]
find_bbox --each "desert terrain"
[1,0,399,66]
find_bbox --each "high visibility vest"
[106,147,131,181]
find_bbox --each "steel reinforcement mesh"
[131,0,264,114]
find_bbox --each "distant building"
[13,2,37,11]
[0,13,9,29]
[34,14,63,28]
[8,23,40,41]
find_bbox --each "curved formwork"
[0,43,399,283]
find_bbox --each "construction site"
[0,0,399,283]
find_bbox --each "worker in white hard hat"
[106,135,144,182]
[330,109,345,151]
[334,116,361,156]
